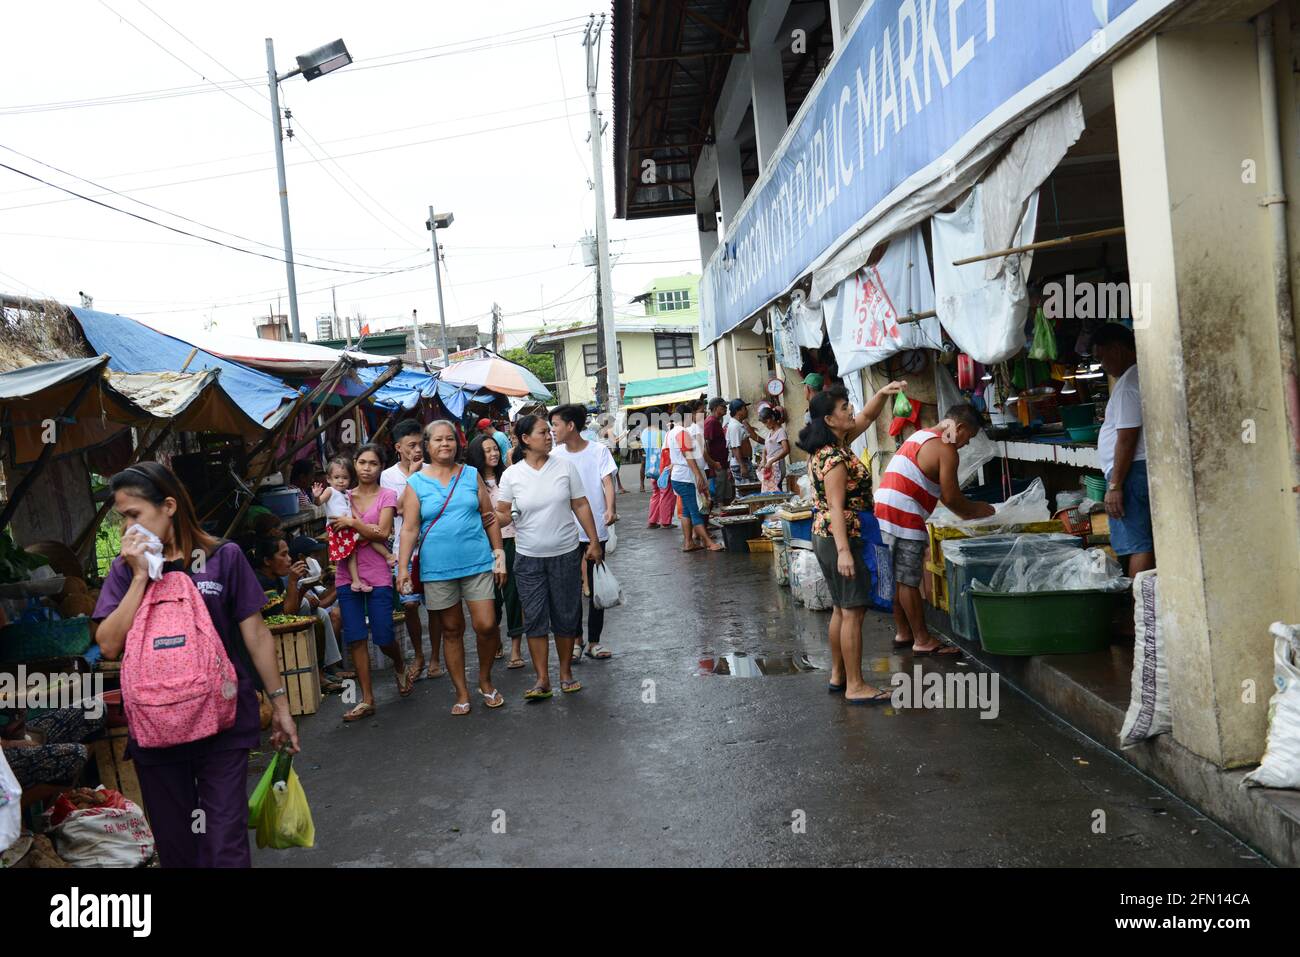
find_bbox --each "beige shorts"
[423,572,495,610]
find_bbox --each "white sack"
[1243,623,1300,789]
[1120,571,1171,747]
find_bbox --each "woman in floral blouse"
[796,380,906,704]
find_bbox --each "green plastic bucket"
[971,589,1118,655]
[1060,403,1096,429]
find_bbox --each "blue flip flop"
[846,690,894,706]
[827,683,846,694]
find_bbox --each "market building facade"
[612,0,1300,793]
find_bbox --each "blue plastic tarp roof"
[356,366,492,418]
[72,308,300,432]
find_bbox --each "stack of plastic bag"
[1243,623,1300,789]
[979,537,1131,594]
[931,478,1051,532]
[790,550,832,611]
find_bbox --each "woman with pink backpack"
[93,462,300,868]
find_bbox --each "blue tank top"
[408,466,494,581]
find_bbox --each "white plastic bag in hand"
[591,562,623,610]
[605,523,617,556]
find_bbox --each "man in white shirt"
[1094,323,1153,575]
[381,419,444,679]
[549,404,618,660]
[725,399,760,484]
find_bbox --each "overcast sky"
[0,0,702,349]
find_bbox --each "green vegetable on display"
[0,529,50,585]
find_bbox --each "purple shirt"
[93,541,267,766]
[334,487,397,589]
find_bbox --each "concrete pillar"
[1112,24,1300,767]
[749,40,788,172]
[694,143,720,265]
[716,136,746,235]
[828,0,864,51]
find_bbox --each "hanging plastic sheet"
[770,304,801,371]
[823,226,940,377]
[789,290,824,350]
[931,187,1040,366]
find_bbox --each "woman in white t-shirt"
[758,406,790,493]
[495,415,603,701]
[666,400,723,553]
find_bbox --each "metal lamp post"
[265,38,352,343]
[426,208,454,368]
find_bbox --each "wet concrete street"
[253,476,1267,868]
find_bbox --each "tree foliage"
[502,347,555,387]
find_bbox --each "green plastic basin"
[971,589,1118,655]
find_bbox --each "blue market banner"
[700,0,1175,344]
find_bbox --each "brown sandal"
[343,702,375,722]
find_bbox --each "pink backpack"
[120,571,238,749]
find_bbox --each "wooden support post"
[950,227,1126,267]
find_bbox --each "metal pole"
[266,38,301,343]
[584,16,620,412]
[429,206,451,367]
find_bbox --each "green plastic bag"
[1029,308,1058,361]
[248,749,315,850]
[893,391,913,418]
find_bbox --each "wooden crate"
[270,620,321,716]
[89,726,146,816]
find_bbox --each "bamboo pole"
[950,226,1126,267]
[221,360,402,539]
[72,424,174,557]
[0,369,105,530]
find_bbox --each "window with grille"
[583,342,623,376]
[655,289,691,312]
[655,333,695,369]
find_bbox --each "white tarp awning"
[137,323,392,377]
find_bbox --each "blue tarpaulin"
[355,366,486,418]
[71,308,300,431]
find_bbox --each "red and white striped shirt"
[874,429,943,541]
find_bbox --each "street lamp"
[265,37,353,343]
[426,208,454,368]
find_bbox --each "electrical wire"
[0,158,414,275]
[0,111,588,215]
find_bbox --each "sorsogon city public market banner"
[698,0,1177,345]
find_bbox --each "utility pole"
[491,302,502,352]
[583,14,620,413]
[594,268,608,405]
[266,38,302,342]
[411,308,423,363]
[332,286,340,341]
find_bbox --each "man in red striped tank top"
[875,404,994,657]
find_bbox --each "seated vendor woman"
[1,705,106,805]
[249,537,345,693]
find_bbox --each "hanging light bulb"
[1060,381,1077,395]
[981,370,993,382]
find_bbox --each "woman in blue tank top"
[396,420,506,715]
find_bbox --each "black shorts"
[812,534,873,609]
[514,546,584,638]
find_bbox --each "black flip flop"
[912,643,964,658]
[846,690,894,706]
[891,640,913,651]
[827,683,846,694]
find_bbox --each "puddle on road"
[695,652,820,677]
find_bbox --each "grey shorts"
[812,534,873,609]
[889,537,927,589]
[514,546,584,639]
[423,571,495,611]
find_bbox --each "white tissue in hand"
[125,523,166,581]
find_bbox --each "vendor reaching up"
[875,405,995,657]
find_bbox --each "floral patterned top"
[810,444,873,539]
